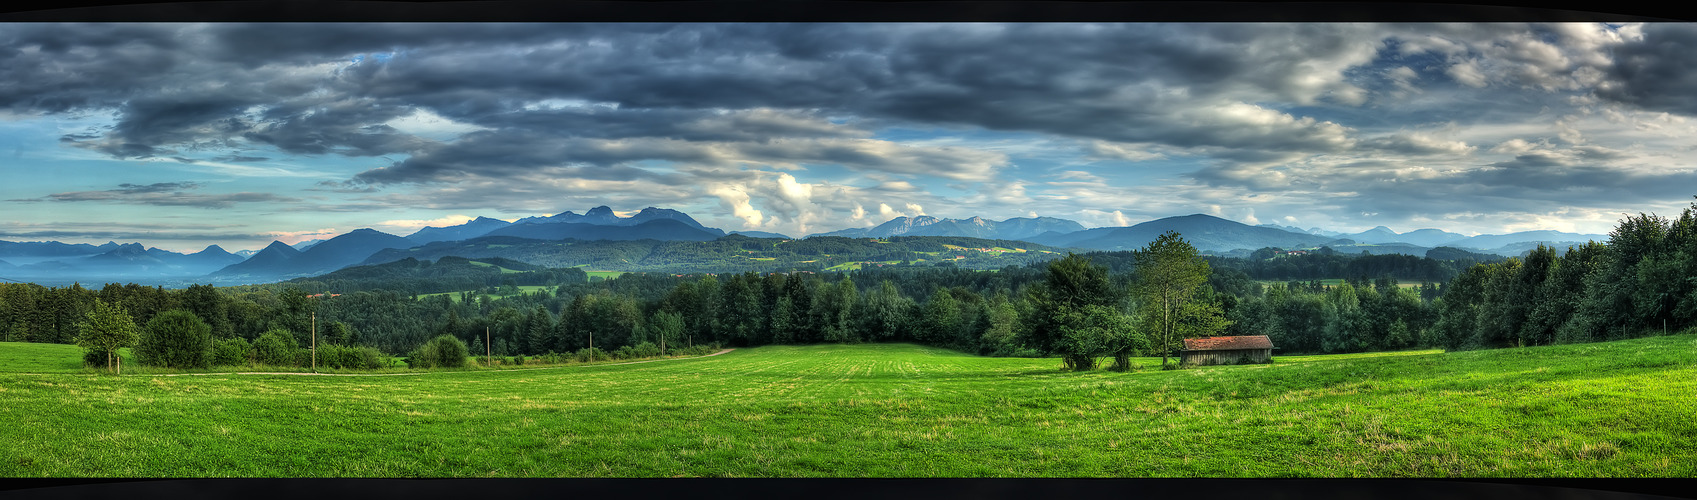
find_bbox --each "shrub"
[432,335,469,367]
[253,329,299,366]
[510,355,525,366]
[316,344,385,370]
[407,335,469,369]
[212,337,252,366]
[133,310,214,369]
[613,345,638,360]
[632,342,660,359]
[82,348,118,368]
[405,342,439,369]
[574,347,609,363]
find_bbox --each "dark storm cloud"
[350,129,714,184]
[0,24,187,114]
[7,22,1688,238]
[1597,24,1697,114]
[474,107,867,143]
[0,23,1386,173]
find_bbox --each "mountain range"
[0,205,1613,287]
[1033,214,1342,252]
[210,229,418,281]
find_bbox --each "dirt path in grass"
[119,348,735,377]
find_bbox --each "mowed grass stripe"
[1,337,1693,477]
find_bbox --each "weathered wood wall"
[1179,348,1272,366]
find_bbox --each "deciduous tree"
[1134,231,1227,366]
[74,299,139,374]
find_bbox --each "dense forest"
[356,234,1067,275]
[4,199,1692,364]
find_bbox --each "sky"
[3,22,1697,252]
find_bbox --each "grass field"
[0,342,134,373]
[467,261,523,274]
[1257,279,1427,289]
[1,336,1693,477]
[418,285,555,304]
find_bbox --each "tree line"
[9,198,1693,372]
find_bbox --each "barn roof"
[1182,335,1274,351]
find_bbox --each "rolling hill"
[1033,214,1342,252]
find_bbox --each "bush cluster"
[669,344,721,356]
[133,310,214,369]
[406,335,469,368]
[82,348,118,368]
[533,352,569,364]
[316,344,387,369]
[574,347,610,363]
[212,337,252,366]
[612,342,662,360]
[253,329,298,366]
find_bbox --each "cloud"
[1362,131,1476,156]
[709,184,766,229]
[1086,141,1165,162]
[0,23,1690,239]
[1597,23,1697,115]
[377,215,475,232]
[26,182,298,208]
[3,24,1376,185]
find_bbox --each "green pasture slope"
[1,336,1694,477]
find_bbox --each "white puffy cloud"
[708,184,766,228]
[377,214,474,232]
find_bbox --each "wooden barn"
[1179,336,1276,366]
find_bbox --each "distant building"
[1179,335,1275,366]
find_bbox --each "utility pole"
[311,311,317,373]
[486,326,492,367]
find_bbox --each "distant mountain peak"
[263,240,299,252]
[585,206,615,216]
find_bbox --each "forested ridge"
[4,199,1693,366]
[358,234,1067,274]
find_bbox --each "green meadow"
[418,285,557,303]
[1,336,1693,477]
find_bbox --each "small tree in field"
[74,299,139,374]
[1134,231,1230,367]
